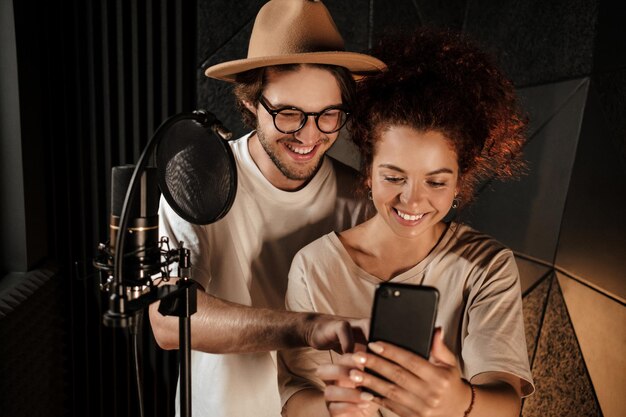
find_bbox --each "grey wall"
[196,1,625,416]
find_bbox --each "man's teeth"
[286,144,314,155]
[396,210,424,221]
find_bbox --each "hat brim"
[204,51,386,82]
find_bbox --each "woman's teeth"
[396,209,425,221]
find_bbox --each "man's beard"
[256,127,328,181]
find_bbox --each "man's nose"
[294,115,322,144]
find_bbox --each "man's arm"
[149,286,357,354]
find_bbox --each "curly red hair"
[349,28,527,207]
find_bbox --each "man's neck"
[248,132,314,191]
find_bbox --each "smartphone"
[364,283,439,395]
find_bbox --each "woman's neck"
[339,217,449,281]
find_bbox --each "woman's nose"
[400,184,423,206]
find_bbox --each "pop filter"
[155,110,237,225]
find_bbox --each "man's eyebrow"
[378,164,455,176]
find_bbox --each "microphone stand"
[101,110,222,417]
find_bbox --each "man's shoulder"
[327,156,362,192]
[325,156,373,228]
[227,131,253,154]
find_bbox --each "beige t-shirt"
[159,133,370,417]
[280,223,534,415]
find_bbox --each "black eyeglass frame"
[258,95,350,134]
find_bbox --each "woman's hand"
[348,328,472,417]
[316,352,381,417]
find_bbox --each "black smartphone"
[364,283,439,395]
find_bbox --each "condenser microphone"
[109,165,161,289]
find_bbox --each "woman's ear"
[454,175,462,197]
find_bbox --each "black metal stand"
[157,251,197,417]
[157,280,197,417]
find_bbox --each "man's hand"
[303,315,369,354]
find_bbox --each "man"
[149,0,386,416]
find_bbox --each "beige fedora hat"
[205,0,386,81]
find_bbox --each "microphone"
[94,165,166,327]
[109,165,161,289]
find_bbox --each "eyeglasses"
[258,95,350,134]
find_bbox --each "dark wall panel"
[555,80,626,301]
[593,69,626,171]
[371,0,421,43]
[326,0,371,52]
[197,21,254,139]
[465,0,598,87]
[413,0,466,30]
[196,0,265,61]
[462,80,587,261]
[593,1,626,73]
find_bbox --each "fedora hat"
[205,0,386,81]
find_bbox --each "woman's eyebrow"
[378,163,405,173]
[426,168,455,176]
[378,164,455,176]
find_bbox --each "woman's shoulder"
[445,222,513,262]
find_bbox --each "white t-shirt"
[280,223,534,415]
[159,132,370,417]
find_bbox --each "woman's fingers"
[325,385,379,416]
[429,328,456,367]
[325,385,369,403]
[366,334,459,381]
[349,366,430,411]
[373,397,416,417]
[318,363,355,387]
[366,341,439,383]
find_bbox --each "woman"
[278,28,534,417]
